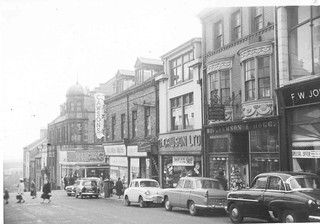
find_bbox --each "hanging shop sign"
[127,146,147,157]
[292,150,320,159]
[94,93,105,139]
[104,145,126,156]
[172,156,194,166]
[280,77,320,107]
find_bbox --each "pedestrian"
[4,188,9,204]
[115,178,124,199]
[215,170,228,191]
[41,178,51,203]
[110,179,114,197]
[16,178,25,203]
[103,177,112,198]
[63,175,68,190]
[30,180,37,199]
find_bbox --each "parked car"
[65,184,77,196]
[227,172,320,223]
[123,178,163,207]
[162,177,228,216]
[74,178,100,199]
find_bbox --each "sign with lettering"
[67,150,105,162]
[208,104,225,121]
[172,156,194,166]
[292,150,320,158]
[95,93,105,139]
[127,146,147,157]
[281,78,320,107]
[104,145,126,156]
[158,130,201,153]
[207,119,278,135]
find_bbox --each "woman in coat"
[41,179,51,203]
[115,178,123,199]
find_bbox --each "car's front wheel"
[164,197,172,211]
[281,210,306,223]
[124,196,130,206]
[229,203,243,223]
[188,201,198,216]
[139,196,146,208]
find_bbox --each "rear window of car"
[289,176,320,190]
[140,181,159,188]
[196,180,223,190]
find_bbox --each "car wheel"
[139,196,146,208]
[75,192,78,198]
[281,210,303,223]
[164,197,172,211]
[229,204,243,223]
[188,201,198,216]
[124,196,130,206]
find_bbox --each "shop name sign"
[159,133,201,149]
[172,156,194,166]
[207,120,278,135]
[292,150,320,158]
[283,79,320,107]
[67,150,105,162]
[104,145,126,156]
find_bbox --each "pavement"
[4,190,266,224]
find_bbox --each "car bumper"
[143,195,163,204]
[309,215,320,221]
[81,192,100,196]
[195,204,228,211]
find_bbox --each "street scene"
[2,1,320,223]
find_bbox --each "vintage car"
[65,184,77,196]
[227,172,320,223]
[162,177,228,216]
[123,178,163,207]
[74,178,101,199]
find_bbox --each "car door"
[242,176,268,218]
[127,181,135,201]
[263,176,286,220]
[169,179,185,207]
[177,179,193,208]
[132,181,140,202]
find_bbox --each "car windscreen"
[139,181,159,188]
[197,179,224,190]
[84,181,97,187]
[289,176,320,190]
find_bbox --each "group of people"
[3,178,53,204]
[103,177,124,199]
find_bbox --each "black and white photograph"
[2,0,320,223]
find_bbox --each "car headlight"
[316,199,320,205]
[145,190,150,195]
[308,199,316,207]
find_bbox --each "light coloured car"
[124,178,163,208]
[162,177,228,216]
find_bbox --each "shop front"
[277,77,320,174]
[206,117,279,190]
[158,130,202,188]
[103,144,149,188]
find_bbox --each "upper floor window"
[76,101,82,112]
[132,111,137,138]
[214,21,223,49]
[171,92,194,131]
[244,56,271,101]
[288,6,320,80]
[231,10,241,41]
[144,107,151,137]
[253,7,263,32]
[111,115,116,140]
[209,69,231,104]
[121,114,126,139]
[170,51,194,86]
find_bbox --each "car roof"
[132,178,158,182]
[255,171,318,181]
[179,177,219,181]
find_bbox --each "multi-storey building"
[199,7,279,188]
[276,6,320,174]
[156,38,203,188]
[47,83,107,189]
[103,58,163,186]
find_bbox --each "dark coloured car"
[227,172,320,223]
[74,178,100,199]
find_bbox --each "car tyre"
[124,196,131,206]
[229,204,243,223]
[188,201,198,216]
[139,196,146,208]
[164,197,172,211]
[75,192,79,198]
[281,210,305,223]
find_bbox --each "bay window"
[209,69,231,104]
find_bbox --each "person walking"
[16,178,25,203]
[115,178,124,199]
[4,188,9,204]
[30,180,37,199]
[215,170,228,191]
[63,175,68,190]
[41,179,51,203]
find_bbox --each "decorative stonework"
[207,60,232,73]
[242,100,273,119]
[224,106,232,121]
[239,45,273,62]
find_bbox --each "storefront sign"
[104,145,126,156]
[127,146,147,157]
[67,150,105,162]
[292,150,320,158]
[94,93,105,139]
[208,104,225,121]
[207,119,278,135]
[281,78,320,107]
[159,130,201,152]
[172,156,194,166]
[109,157,127,167]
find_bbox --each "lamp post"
[123,138,130,186]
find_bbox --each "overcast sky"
[0,0,313,163]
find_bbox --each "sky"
[0,0,314,163]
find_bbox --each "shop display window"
[163,156,201,188]
[250,154,279,181]
[250,128,278,152]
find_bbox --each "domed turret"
[66,82,87,97]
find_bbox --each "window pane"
[176,66,182,83]
[289,23,312,79]
[255,7,262,16]
[313,18,320,75]
[245,80,255,100]
[184,105,194,129]
[251,176,268,189]
[312,6,320,18]
[268,176,285,191]
[171,107,182,130]
[177,57,182,65]
[258,77,270,98]
[245,59,255,81]
[183,62,190,80]
[250,128,278,153]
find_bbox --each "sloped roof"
[117,69,135,76]
[136,57,162,67]
[24,137,47,151]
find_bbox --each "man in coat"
[115,178,124,199]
